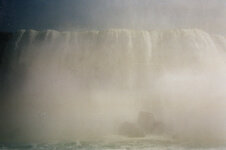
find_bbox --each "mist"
[0,29,225,146]
[0,1,226,149]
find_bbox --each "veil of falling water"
[0,29,226,146]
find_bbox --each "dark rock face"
[0,32,13,66]
[0,32,13,101]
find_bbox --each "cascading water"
[0,29,226,147]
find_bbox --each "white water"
[1,29,226,145]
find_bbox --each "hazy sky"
[0,0,225,34]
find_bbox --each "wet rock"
[118,122,145,137]
[137,111,165,134]
[118,111,166,137]
[137,111,156,133]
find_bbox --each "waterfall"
[0,29,226,142]
[4,29,226,88]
